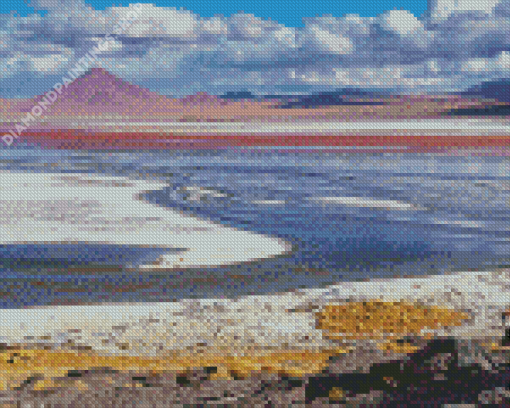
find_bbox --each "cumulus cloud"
[29,53,72,73]
[428,0,501,22]
[302,25,353,54]
[0,0,507,96]
[461,50,510,74]
[379,10,425,37]
[112,4,198,39]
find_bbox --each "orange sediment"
[0,346,350,391]
[316,301,470,345]
[0,300,473,391]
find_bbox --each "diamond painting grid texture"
[0,1,509,407]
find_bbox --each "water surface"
[0,145,508,308]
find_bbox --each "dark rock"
[306,337,510,406]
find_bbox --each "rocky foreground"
[0,336,509,407]
[0,269,509,407]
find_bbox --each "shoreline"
[1,269,508,351]
[15,134,510,151]
[0,269,508,404]
[0,174,508,402]
[0,159,508,403]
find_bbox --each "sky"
[0,0,509,97]
[2,0,430,27]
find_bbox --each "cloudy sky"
[0,0,509,97]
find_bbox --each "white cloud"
[306,25,354,54]
[429,0,501,22]
[1,0,509,96]
[497,50,510,69]
[199,17,228,36]
[427,60,441,73]
[462,51,510,74]
[30,54,71,72]
[379,10,424,37]
[228,14,267,39]
[461,57,490,72]
[112,4,198,38]
[273,26,297,48]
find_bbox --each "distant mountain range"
[221,89,389,105]
[461,79,510,102]
[222,87,510,116]
[0,69,508,125]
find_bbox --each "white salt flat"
[0,171,289,270]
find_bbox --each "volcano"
[1,68,509,145]
[52,68,162,105]
[29,68,174,115]
[27,68,233,116]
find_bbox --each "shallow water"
[0,145,509,308]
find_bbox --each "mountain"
[461,79,510,102]
[3,69,508,125]
[180,92,228,106]
[275,90,386,109]
[28,69,235,115]
[445,105,510,117]
[26,68,188,117]
[36,68,162,106]
[221,91,259,100]
[220,88,392,105]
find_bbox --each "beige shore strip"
[2,118,510,135]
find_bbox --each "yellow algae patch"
[0,346,351,391]
[316,300,470,342]
[329,387,346,402]
[32,379,65,392]
[483,341,510,353]
[211,349,350,378]
[377,339,422,354]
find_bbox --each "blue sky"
[0,0,509,97]
[3,0,429,27]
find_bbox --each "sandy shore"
[1,269,508,352]
[0,171,508,365]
